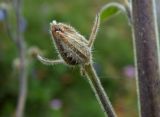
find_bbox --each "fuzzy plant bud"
[13,58,20,70]
[37,13,117,117]
[50,20,91,65]
[27,46,41,58]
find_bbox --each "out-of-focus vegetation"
[0,0,159,117]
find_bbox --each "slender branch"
[88,13,100,48]
[13,0,27,117]
[132,0,160,116]
[37,54,64,65]
[83,63,117,117]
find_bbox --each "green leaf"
[100,2,126,22]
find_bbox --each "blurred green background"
[0,0,159,117]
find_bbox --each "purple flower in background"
[0,9,6,21]
[50,99,62,110]
[123,65,135,78]
[20,17,27,32]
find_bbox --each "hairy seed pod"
[50,20,91,65]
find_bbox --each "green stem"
[83,63,117,117]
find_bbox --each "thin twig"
[88,13,100,47]
[37,54,64,65]
[83,63,117,117]
[13,0,27,117]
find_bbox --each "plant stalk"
[132,0,160,117]
[83,63,117,117]
[14,0,27,117]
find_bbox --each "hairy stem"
[14,0,27,117]
[83,63,117,117]
[132,0,160,116]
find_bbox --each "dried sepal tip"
[50,20,57,26]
